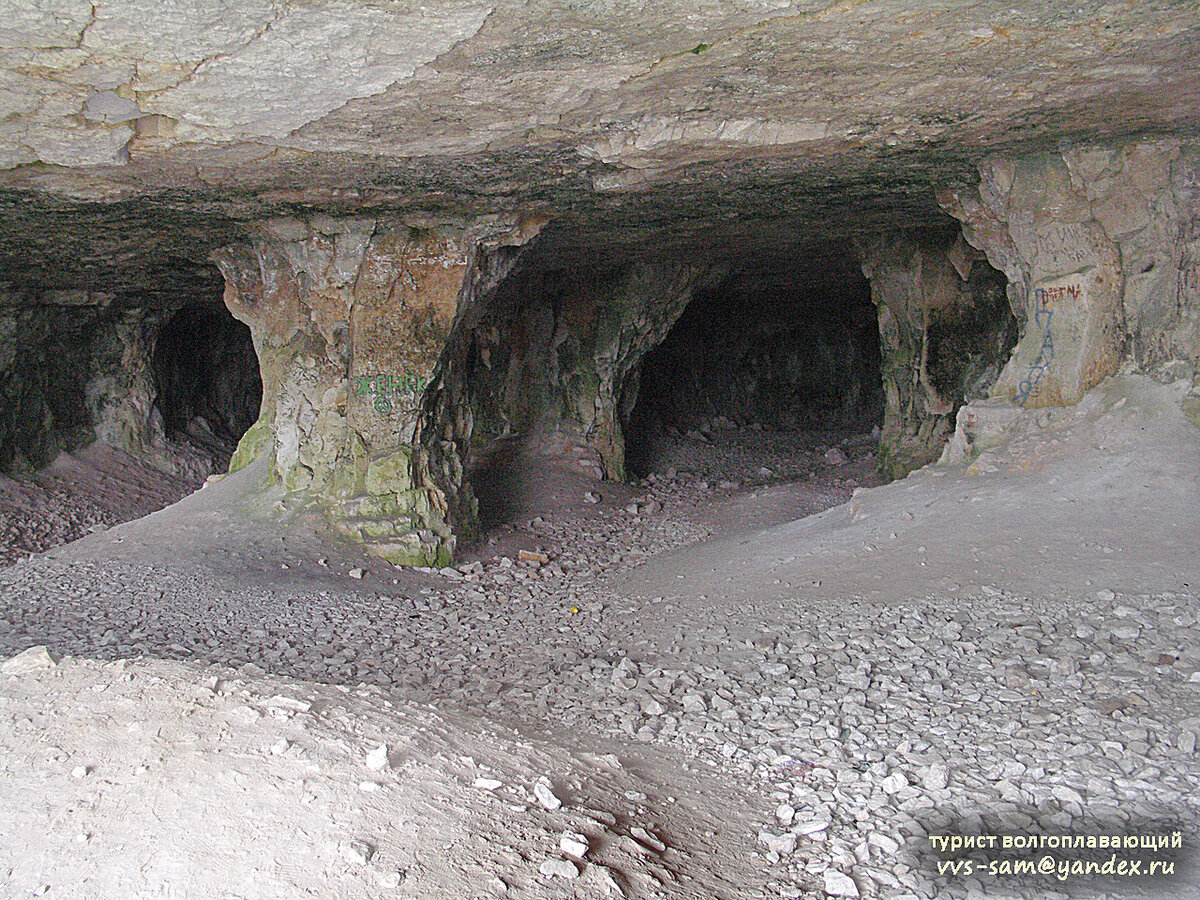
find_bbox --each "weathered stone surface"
[434,242,723,485]
[858,231,1015,478]
[213,214,537,564]
[941,140,1200,408]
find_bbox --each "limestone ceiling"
[0,0,1198,292]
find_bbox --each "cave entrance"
[152,302,261,472]
[624,249,882,478]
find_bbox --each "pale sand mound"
[0,648,766,900]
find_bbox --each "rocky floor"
[2,375,1199,899]
[0,437,223,566]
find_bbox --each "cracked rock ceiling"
[0,0,1198,292]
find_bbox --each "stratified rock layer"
[0,3,1198,557]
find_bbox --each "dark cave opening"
[152,303,261,468]
[623,249,883,477]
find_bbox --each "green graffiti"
[352,372,431,415]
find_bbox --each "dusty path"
[0,440,222,566]
[2,374,1199,899]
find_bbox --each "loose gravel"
[2,399,1199,899]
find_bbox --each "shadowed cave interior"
[151,302,262,468]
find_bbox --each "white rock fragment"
[868,832,900,855]
[880,771,908,794]
[824,869,860,897]
[539,858,578,879]
[776,803,796,826]
[2,645,57,674]
[71,765,89,779]
[630,826,666,853]
[474,777,504,791]
[923,764,948,791]
[759,830,797,854]
[348,567,364,579]
[376,870,404,889]
[534,780,562,810]
[560,832,589,858]
[365,743,390,771]
[344,840,374,865]
[794,819,830,835]
[263,695,312,713]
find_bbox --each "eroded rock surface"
[942,140,1200,407]
[0,3,1198,556]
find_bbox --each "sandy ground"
[1,372,1198,899]
[0,438,222,566]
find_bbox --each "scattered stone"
[630,826,666,853]
[758,830,797,854]
[534,780,562,810]
[365,743,390,771]
[348,568,364,579]
[539,858,579,879]
[560,832,589,858]
[474,777,504,791]
[344,840,374,865]
[824,447,848,465]
[823,869,860,897]
[923,764,948,791]
[794,819,829,836]
[1,645,57,674]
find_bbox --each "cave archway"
[152,302,261,470]
[435,224,1018,540]
[623,249,883,477]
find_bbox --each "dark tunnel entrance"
[454,234,894,537]
[623,251,883,477]
[152,303,261,471]
[441,222,1021,543]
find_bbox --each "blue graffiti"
[1016,288,1054,407]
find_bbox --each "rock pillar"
[858,231,1015,479]
[213,216,514,566]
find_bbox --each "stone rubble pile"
[1,427,1197,899]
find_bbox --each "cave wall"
[940,139,1200,407]
[437,254,725,483]
[858,231,1017,480]
[0,287,175,473]
[0,286,252,479]
[628,260,883,438]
